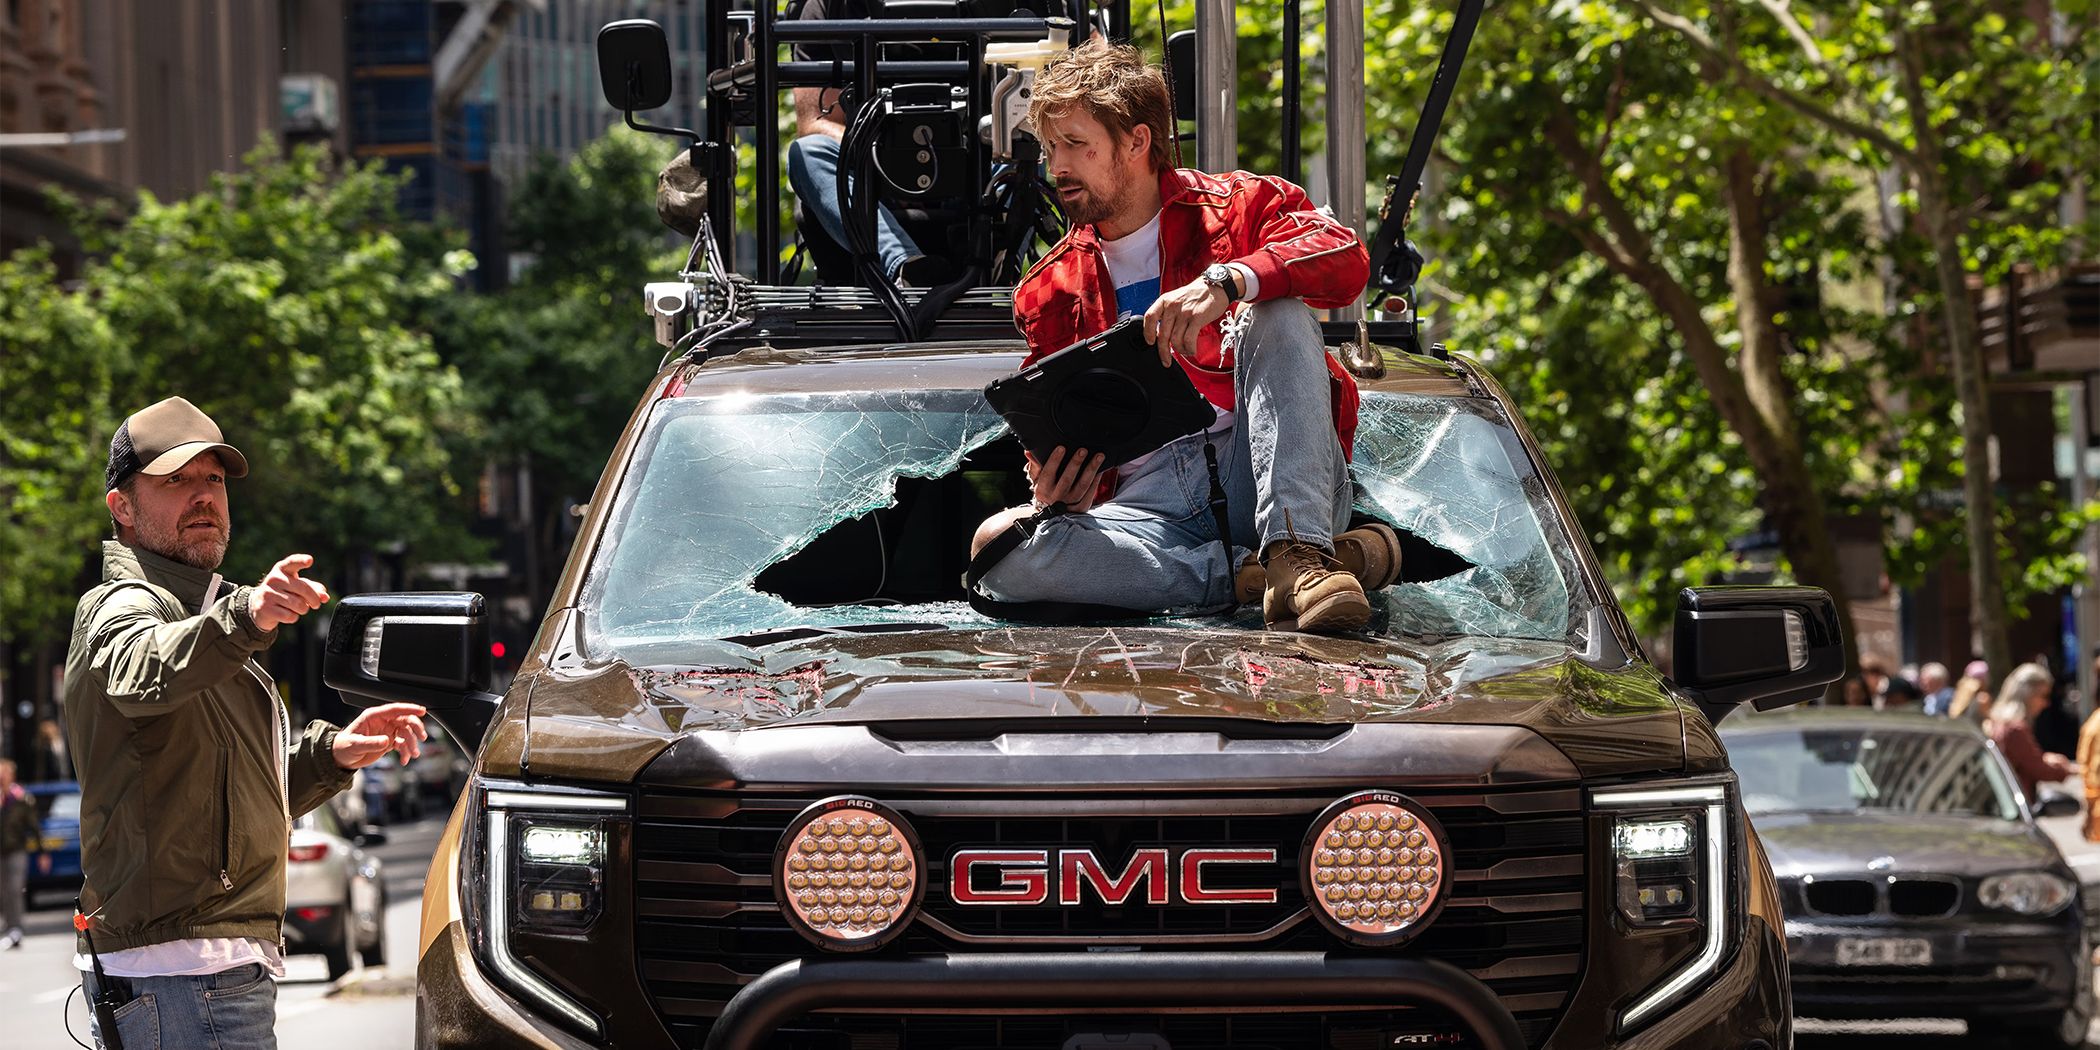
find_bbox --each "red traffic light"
[491,641,507,659]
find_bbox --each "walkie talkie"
[75,900,126,1050]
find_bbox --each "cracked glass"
[583,389,1590,658]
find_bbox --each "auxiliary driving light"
[774,796,924,951]
[1300,790,1449,946]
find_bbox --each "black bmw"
[1724,708,2092,1047]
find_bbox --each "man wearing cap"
[63,397,430,1048]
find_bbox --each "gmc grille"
[633,787,1585,1049]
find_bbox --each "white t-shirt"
[78,937,285,978]
[1096,212,1240,473]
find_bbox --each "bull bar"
[702,950,1527,1050]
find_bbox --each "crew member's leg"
[787,134,923,280]
[1,851,24,945]
[976,436,1247,613]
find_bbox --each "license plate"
[1835,937,1932,966]
[40,836,68,852]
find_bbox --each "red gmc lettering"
[1180,848,1279,904]
[950,850,1050,905]
[1060,848,1170,905]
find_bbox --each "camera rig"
[597,0,1482,359]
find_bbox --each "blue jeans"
[980,298,1354,613]
[786,133,922,279]
[84,963,277,1050]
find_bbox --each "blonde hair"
[1028,37,1176,174]
[1999,662,2054,708]
[1948,677,1988,721]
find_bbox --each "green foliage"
[431,128,678,507]
[0,251,118,644]
[1,141,482,643]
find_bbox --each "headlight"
[1593,781,1737,1034]
[1298,791,1449,946]
[1979,871,2075,916]
[475,781,629,1038]
[775,796,924,951]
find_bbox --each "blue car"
[23,780,83,903]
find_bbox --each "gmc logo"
[950,848,1278,906]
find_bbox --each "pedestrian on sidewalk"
[1948,660,1992,724]
[1,757,42,949]
[2076,699,2100,843]
[1919,663,1953,716]
[1989,662,2076,802]
[64,397,430,1050]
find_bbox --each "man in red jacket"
[971,38,1401,633]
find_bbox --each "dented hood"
[511,625,1687,783]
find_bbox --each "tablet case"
[984,317,1219,468]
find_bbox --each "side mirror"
[1673,586,1844,725]
[325,592,499,749]
[1166,30,1196,125]
[596,19,674,112]
[2033,788,2082,820]
[355,826,389,847]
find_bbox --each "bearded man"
[63,396,428,1048]
[971,38,1402,633]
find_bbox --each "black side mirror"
[1673,585,1844,725]
[325,592,499,749]
[355,826,389,847]
[1167,30,1196,125]
[597,19,674,112]
[2033,788,2083,820]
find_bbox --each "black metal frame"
[702,952,1527,1050]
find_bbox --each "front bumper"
[417,913,1791,1049]
[1784,917,2085,1020]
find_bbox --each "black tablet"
[984,317,1219,468]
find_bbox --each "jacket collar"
[102,540,220,613]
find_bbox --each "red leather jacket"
[1013,167,1369,453]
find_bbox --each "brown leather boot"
[1333,523,1402,590]
[1261,541,1371,633]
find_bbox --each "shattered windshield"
[582,389,1591,657]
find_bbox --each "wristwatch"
[1202,263,1245,303]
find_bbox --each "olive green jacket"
[0,786,40,856]
[63,542,353,953]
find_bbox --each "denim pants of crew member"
[980,298,1353,613]
[787,133,923,280]
[83,963,277,1050]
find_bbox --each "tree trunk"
[1724,150,1861,680]
[1895,29,2013,676]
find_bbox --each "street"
[1,814,441,1050]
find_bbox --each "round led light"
[1300,791,1449,946]
[774,796,922,951]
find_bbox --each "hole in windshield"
[580,390,1589,660]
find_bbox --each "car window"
[1726,727,2021,821]
[302,802,346,839]
[48,792,81,822]
[582,389,1590,657]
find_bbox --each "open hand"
[332,703,430,770]
[249,554,329,631]
[1141,278,1231,365]
[1025,446,1107,513]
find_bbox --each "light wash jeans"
[980,298,1353,613]
[84,962,277,1050]
[787,133,922,279]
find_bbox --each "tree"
[428,128,683,604]
[1618,0,2100,675]
[0,250,119,645]
[50,141,485,592]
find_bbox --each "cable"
[65,983,92,1049]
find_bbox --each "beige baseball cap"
[106,397,250,491]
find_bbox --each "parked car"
[284,801,387,981]
[365,751,422,824]
[1724,708,2091,1047]
[23,780,82,905]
